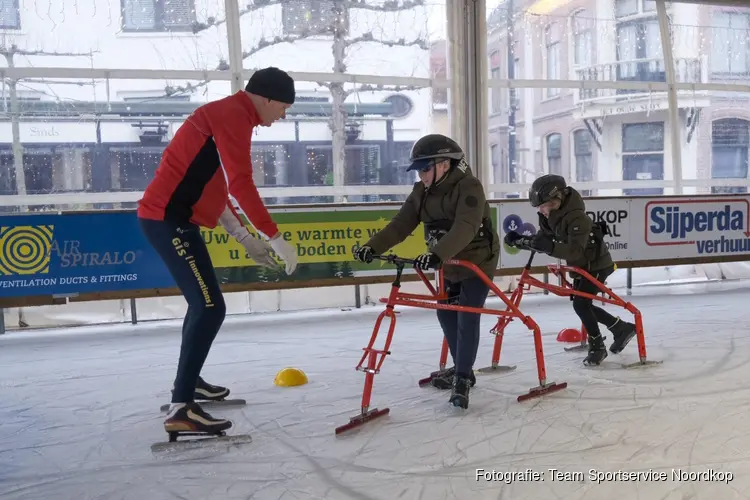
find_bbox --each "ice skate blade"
[622,359,663,369]
[160,398,246,412]
[150,432,252,453]
[564,344,588,352]
[418,368,451,387]
[335,408,390,435]
[476,364,517,374]
[517,382,568,402]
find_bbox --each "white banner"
[496,198,634,269]
[630,195,750,261]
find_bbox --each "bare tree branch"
[192,0,426,33]
[345,33,429,50]
[315,82,426,97]
[0,45,96,58]
[169,1,429,98]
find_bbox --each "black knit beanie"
[245,67,296,104]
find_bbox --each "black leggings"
[571,266,618,339]
[139,218,226,403]
[436,276,490,377]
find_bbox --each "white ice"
[2,279,750,500]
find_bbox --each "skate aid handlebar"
[373,254,418,266]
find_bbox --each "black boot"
[449,373,472,409]
[164,401,232,435]
[608,317,636,354]
[430,366,476,390]
[173,376,231,402]
[583,334,608,366]
[194,376,230,401]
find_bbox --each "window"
[431,42,448,106]
[546,134,562,175]
[544,24,560,97]
[573,130,593,196]
[614,0,664,87]
[116,148,163,190]
[510,57,521,108]
[252,145,290,187]
[491,68,502,113]
[121,0,196,32]
[621,122,664,195]
[711,119,749,194]
[711,11,749,75]
[615,0,638,18]
[571,10,593,68]
[616,0,655,18]
[0,0,20,30]
[491,144,500,182]
[282,1,344,36]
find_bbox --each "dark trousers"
[571,266,618,340]
[436,276,490,377]
[139,218,227,403]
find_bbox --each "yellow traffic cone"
[274,367,308,387]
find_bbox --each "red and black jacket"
[137,91,279,239]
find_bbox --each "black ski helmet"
[529,174,567,207]
[406,134,464,172]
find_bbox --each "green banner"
[203,206,498,284]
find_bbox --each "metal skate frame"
[334,254,568,435]
[487,252,662,369]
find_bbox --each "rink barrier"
[2,193,750,332]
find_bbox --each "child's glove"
[414,252,440,270]
[353,245,374,263]
[528,233,555,255]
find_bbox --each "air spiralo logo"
[0,225,54,275]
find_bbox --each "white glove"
[269,235,298,275]
[237,232,277,268]
[218,206,276,269]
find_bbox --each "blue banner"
[0,212,175,298]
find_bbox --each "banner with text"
[0,207,436,299]
[630,196,750,260]
[0,212,174,298]
[496,198,633,269]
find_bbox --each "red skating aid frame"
[334,253,568,435]
[483,251,662,370]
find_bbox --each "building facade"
[0,0,434,207]
[486,0,750,196]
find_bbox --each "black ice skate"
[449,374,472,409]
[430,366,476,390]
[194,376,230,401]
[164,401,233,435]
[608,317,636,354]
[151,402,251,453]
[171,375,230,402]
[583,335,608,366]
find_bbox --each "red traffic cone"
[557,328,583,343]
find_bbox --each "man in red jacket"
[137,67,298,437]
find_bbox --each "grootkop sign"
[495,198,633,269]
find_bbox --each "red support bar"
[335,256,568,435]
[483,260,661,374]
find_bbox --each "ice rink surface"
[2,279,750,500]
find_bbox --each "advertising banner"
[496,198,634,268]
[0,212,174,298]
[630,195,750,260]
[0,207,444,299]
